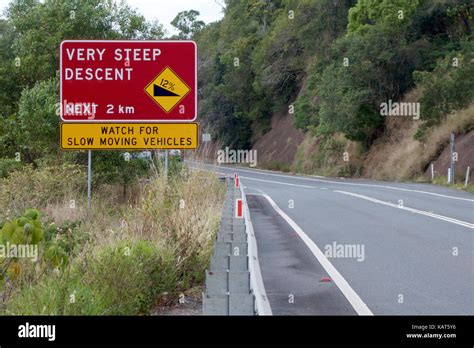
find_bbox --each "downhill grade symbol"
[60,40,197,122]
[144,66,190,113]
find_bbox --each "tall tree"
[171,10,205,39]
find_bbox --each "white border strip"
[59,40,197,123]
[240,179,273,315]
[260,193,373,316]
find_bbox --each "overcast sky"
[0,0,226,34]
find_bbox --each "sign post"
[164,150,169,178]
[87,150,92,208]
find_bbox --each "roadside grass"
[361,101,474,181]
[293,133,363,177]
[0,164,225,315]
[262,160,291,173]
[431,176,474,193]
[0,163,86,220]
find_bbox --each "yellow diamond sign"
[144,66,191,113]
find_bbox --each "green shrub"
[0,158,22,178]
[264,161,291,173]
[4,240,176,315]
[0,209,43,245]
[414,40,474,139]
[2,170,225,315]
[0,209,44,284]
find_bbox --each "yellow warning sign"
[61,123,198,150]
[144,66,191,113]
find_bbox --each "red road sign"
[60,40,196,122]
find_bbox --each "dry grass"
[1,165,226,315]
[291,85,473,182]
[0,164,86,220]
[363,102,474,181]
[123,169,225,266]
[293,132,364,177]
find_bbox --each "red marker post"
[235,198,243,218]
[234,173,239,188]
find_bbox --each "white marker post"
[447,168,451,184]
[449,133,455,184]
[431,163,434,181]
[465,166,470,188]
[87,150,92,208]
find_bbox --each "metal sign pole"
[164,150,168,178]
[87,150,92,208]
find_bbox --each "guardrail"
[202,175,272,315]
[239,179,272,315]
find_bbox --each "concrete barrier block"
[210,255,229,271]
[214,242,231,256]
[229,294,254,315]
[230,255,248,271]
[205,270,228,296]
[232,224,246,233]
[202,294,229,315]
[231,242,248,256]
[217,232,232,243]
[233,218,245,226]
[229,271,250,294]
[219,222,232,233]
[232,231,247,242]
[221,217,234,225]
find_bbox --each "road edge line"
[189,161,473,202]
[260,193,374,316]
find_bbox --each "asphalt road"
[189,161,474,315]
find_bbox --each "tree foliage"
[0,0,472,173]
[195,0,472,150]
[197,0,355,147]
[414,39,474,138]
[171,10,205,39]
[0,0,164,185]
[292,0,473,144]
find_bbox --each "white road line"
[186,160,325,178]
[247,187,267,195]
[255,191,373,316]
[240,185,273,315]
[335,190,474,229]
[191,162,474,202]
[191,165,473,228]
[239,176,316,189]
